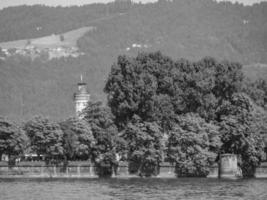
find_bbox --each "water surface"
[0,178,267,200]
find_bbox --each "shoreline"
[1,161,267,179]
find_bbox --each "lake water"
[0,178,267,200]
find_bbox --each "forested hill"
[0,0,267,121]
[0,1,134,42]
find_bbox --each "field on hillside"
[0,27,94,49]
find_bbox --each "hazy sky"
[0,0,266,9]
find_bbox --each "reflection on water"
[0,178,267,200]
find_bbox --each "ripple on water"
[0,178,267,200]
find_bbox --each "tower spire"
[80,74,83,82]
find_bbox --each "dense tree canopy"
[0,116,28,165]
[173,58,243,121]
[105,52,175,129]
[105,52,244,129]
[167,113,220,177]
[60,117,95,161]
[105,52,267,177]
[219,93,266,177]
[82,101,121,177]
[24,116,64,163]
[122,115,163,177]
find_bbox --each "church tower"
[74,75,90,118]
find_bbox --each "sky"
[0,0,266,9]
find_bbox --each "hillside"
[0,1,134,42]
[77,0,267,64]
[0,27,94,59]
[0,0,267,121]
[0,27,94,49]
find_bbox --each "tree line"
[0,52,267,177]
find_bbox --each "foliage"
[105,53,244,130]
[122,115,163,177]
[218,93,266,177]
[174,57,243,121]
[82,101,120,177]
[243,78,267,109]
[0,116,28,166]
[105,52,266,177]
[60,117,95,161]
[104,52,175,129]
[23,116,64,164]
[167,113,220,177]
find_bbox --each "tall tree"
[82,101,121,177]
[24,116,64,164]
[218,93,266,177]
[122,115,163,177]
[104,52,174,130]
[167,113,220,177]
[0,116,28,166]
[60,117,95,162]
